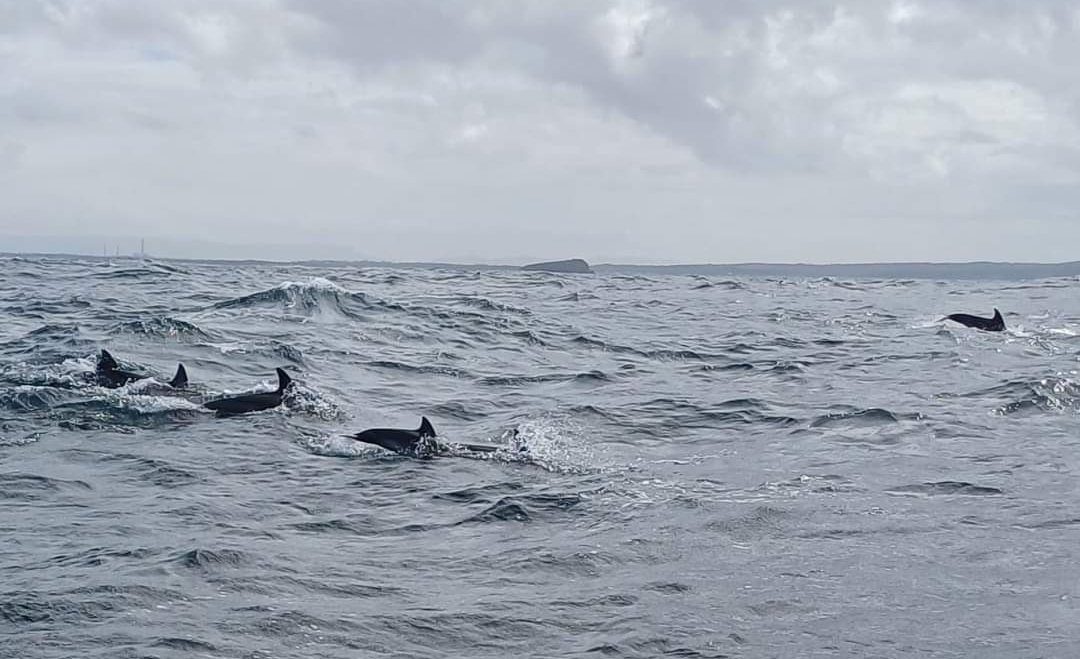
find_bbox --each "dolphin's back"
[204,391,281,414]
[946,313,983,326]
[203,368,291,415]
[352,428,423,454]
[97,368,141,388]
[349,418,518,457]
[945,310,1005,332]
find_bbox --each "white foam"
[105,392,203,414]
[275,277,350,294]
[301,435,379,458]
[498,414,616,474]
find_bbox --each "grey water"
[2,256,1079,658]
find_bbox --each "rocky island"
[521,258,593,274]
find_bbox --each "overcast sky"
[2,1,1080,263]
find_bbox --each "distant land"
[4,251,1080,280]
[522,259,593,274]
[592,261,1080,280]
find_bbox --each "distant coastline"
[4,251,1080,280]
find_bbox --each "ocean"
[2,255,1078,658]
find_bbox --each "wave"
[609,397,800,434]
[290,517,383,536]
[176,547,249,571]
[2,324,86,353]
[454,491,584,525]
[211,278,373,319]
[757,473,860,496]
[200,338,305,364]
[508,329,548,346]
[91,267,173,280]
[478,370,611,386]
[109,316,213,340]
[886,481,1003,497]
[0,385,74,412]
[694,362,754,372]
[963,376,1080,415]
[140,260,189,274]
[558,292,599,302]
[570,335,723,362]
[991,376,1080,415]
[366,359,470,378]
[151,638,218,652]
[49,392,205,430]
[271,340,305,364]
[0,591,119,625]
[432,481,525,503]
[809,407,907,428]
[427,401,489,421]
[760,360,812,376]
[0,472,93,501]
[0,355,96,389]
[454,295,532,315]
[91,451,203,487]
[4,297,92,316]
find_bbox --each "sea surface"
[2,256,1079,658]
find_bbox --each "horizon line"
[3,250,1080,269]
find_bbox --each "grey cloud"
[286,1,1080,177]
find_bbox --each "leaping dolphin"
[345,417,510,458]
[204,368,292,416]
[943,308,1005,332]
[96,349,188,389]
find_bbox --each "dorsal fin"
[99,349,118,370]
[418,416,436,438]
[276,367,292,392]
[169,363,188,388]
[993,308,1002,319]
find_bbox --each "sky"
[2,1,1080,264]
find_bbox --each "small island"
[521,258,593,274]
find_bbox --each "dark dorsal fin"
[276,367,292,392]
[418,416,436,438]
[99,349,118,371]
[169,363,188,388]
[992,308,1006,331]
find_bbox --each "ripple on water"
[885,481,1004,497]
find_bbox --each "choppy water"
[2,256,1079,658]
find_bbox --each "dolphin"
[345,417,510,458]
[204,367,292,416]
[96,349,188,389]
[943,308,1005,332]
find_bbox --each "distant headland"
[521,259,593,274]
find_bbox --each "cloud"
[2,0,1079,263]
[287,0,1080,176]
[0,140,26,172]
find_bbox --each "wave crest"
[211,278,371,319]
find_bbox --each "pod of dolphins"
[91,308,1006,459]
[93,349,509,458]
